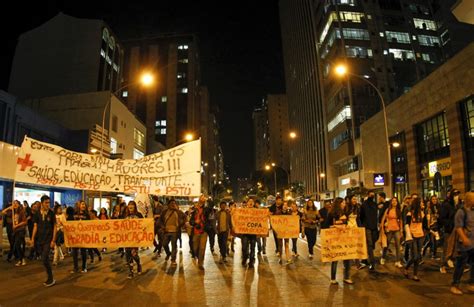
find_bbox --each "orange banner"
[320,227,368,262]
[270,215,300,239]
[63,218,154,248]
[231,208,269,236]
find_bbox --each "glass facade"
[385,31,411,44]
[388,48,415,61]
[418,35,440,46]
[345,45,373,58]
[416,112,450,164]
[331,130,351,151]
[413,18,437,31]
[461,96,474,191]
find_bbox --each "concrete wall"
[360,43,474,194]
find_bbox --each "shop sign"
[428,157,451,177]
[374,173,385,186]
[340,178,350,185]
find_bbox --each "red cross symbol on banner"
[17,154,35,171]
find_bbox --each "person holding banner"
[124,201,144,278]
[271,196,292,265]
[1,202,16,263]
[380,197,404,268]
[152,199,165,258]
[160,199,186,266]
[52,205,65,266]
[289,201,302,258]
[255,199,267,255]
[327,197,354,285]
[241,198,259,268]
[31,195,57,287]
[302,199,320,260]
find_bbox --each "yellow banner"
[270,215,300,239]
[320,227,368,262]
[63,219,154,248]
[231,208,269,236]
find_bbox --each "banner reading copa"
[15,136,201,196]
[231,208,270,236]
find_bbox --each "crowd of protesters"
[1,189,473,296]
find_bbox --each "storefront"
[337,171,361,198]
[420,157,452,200]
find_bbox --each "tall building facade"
[312,0,474,197]
[121,34,201,154]
[9,13,123,99]
[267,94,290,173]
[279,0,328,197]
[252,100,269,172]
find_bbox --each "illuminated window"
[177,72,186,79]
[328,106,352,132]
[161,96,167,102]
[388,48,415,60]
[100,49,106,58]
[178,45,189,50]
[418,35,440,46]
[413,18,437,31]
[133,148,144,160]
[110,138,117,154]
[180,88,188,94]
[339,28,370,40]
[331,130,351,151]
[178,58,189,64]
[122,91,128,97]
[134,128,145,149]
[345,46,373,58]
[319,11,365,43]
[385,31,410,44]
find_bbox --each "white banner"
[0,141,19,180]
[15,136,201,196]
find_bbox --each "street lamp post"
[334,65,392,197]
[265,163,290,196]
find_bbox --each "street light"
[334,64,392,197]
[264,163,290,195]
[289,131,297,139]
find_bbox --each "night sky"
[0,0,286,181]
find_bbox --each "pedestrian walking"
[402,197,427,281]
[52,204,65,266]
[216,201,232,263]
[124,201,143,278]
[241,198,259,268]
[440,189,460,273]
[360,190,380,271]
[450,192,474,295]
[160,199,185,266]
[327,197,353,285]
[30,195,56,287]
[190,195,210,270]
[380,197,403,268]
[70,201,90,274]
[289,201,302,258]
[302,199,320,260]
[12,200,27,267]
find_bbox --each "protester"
[327,197,353,285]
[12,200,27,267]
[450,192,474,295]
[31,195,56,287]
[216,201,232,263]
[206,202,218,254]
[87,210,102,264]
[152,199,165,257]
[228,201,237,253]
[423,195,440,260]
[380,197,403,268]
[346,195,363,268]
[289,200,302,258]
[70,201,90,274]
[53,204,65,266]
[2,202,15,262]
[160,199,185,266]
[124,201,143,278]
[302,199,320,260]
[241,198,259,268]
[359,190,380,271]
[255,199,267,255]
[319,201,331,230]
[272,197,292,264]
[402,197,427,281]
[98,208,109,220]
[190,194,210,270]
[440,189,460,273]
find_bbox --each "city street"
[0,234,472,306]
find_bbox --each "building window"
[178,59,189,64]
[100,49,106,58]
[331,130,351,150]
[461,96,474,191]
[413,18,437,31]
[416,112,450,163]
[319,11,365,43]
[110,137,117,154]
[388,48,415,61]
[345,46,373,58]
[328,106,352,132]
[112,115,118,132]
[180,88,188,94]
[134,128,145,149]
[418,35,440,46]
[463,97,474,138]
[133,148,144,160]
[422,53,435,64]
[177,73,186,79]
[339,28,370,40]
[161,96,167,102]
[178,45,189,50]
[122,91,128,98]
[155,119,166,135]
[385,31,410,44]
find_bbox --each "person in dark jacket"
[160,199,185,266]
[319,201,332,229]
[70,201,90,274]
[190,195,212,270]
[216,201,232,263]
[439,189,460,273]
[359,190,380,270]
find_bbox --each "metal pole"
[274,168,277,195]
[350,74,391,197]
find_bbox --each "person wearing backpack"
[440,189,461,273]
[450,192,474,295]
